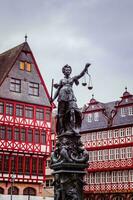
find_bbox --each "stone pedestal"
[51,163,88,200]
[50,135,89,200]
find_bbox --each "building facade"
[81,90,133,200]
[0,42,52,197]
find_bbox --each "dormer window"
[120,107,126,117]
[88,113,92,122]
[128,106,133,116]
[20,61,31,72]
[125,98,128,103]
[94,112,99,121]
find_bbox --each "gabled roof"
[0,42,51,106]
[0,42,26,86]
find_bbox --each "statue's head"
[62,64,72,76]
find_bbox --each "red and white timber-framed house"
[0,41,53,197]
[80,89,133,200]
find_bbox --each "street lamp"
[10,173,15,200]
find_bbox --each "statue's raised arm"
[73,63,91,81]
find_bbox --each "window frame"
[28,82,39,97]
[10,78,21,93]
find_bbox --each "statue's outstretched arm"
[74,63,91,80]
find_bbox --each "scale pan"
[88,86,93,90]
[82,83,87,86]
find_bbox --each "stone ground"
[0,195,54,200]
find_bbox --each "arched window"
[8,186,19,195]
[0,187,4,194]
[112,196,124,200]
[23,187,36,196]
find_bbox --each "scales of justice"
[50,63,92,200]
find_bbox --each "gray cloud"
[0,0,132,106]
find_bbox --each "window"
[25,157,30,173]
[0,102,4,114]
[101,172,106,183]
[11,156,16,172]
[109,149,114,160]
[98,150,103,161]
[14,128,20,141]
[4,155,9,171]
[25,106,33,118]
[114,129,119,138]
[97,132,102,140]
[123,171,128,182]
[95,172,100,184]
[102,131,108,139]
[120,129,125,137]
[28,82,39,96]
[112,171,117,183]
[89,151,93,162]
[94,112,99,121]
[41,131,46,145]
[121,148,126,159]
[103,149,108,161]
[36,108,44,120]
[28,129,33,143]
[26,62,31,72]
[46,109,51,121]
[88,113,92,122]
[93,151,97,161]
[7,127,12,140]
[10,78,21,93]
[35,130,40,144]
[16,104,24,117]
[21,128,26,142]
[18,156,23,172]
[126,147,132,158]
[129,170,133,182]
[92,132,96,140]
[8,187,19,195]
[32,158,37,174]
[46,179,53,187]
[6,103,13,115]
[23,187,36,196]
[121,107,126,117]
[118,171,123,182]
[90,173,95,184]
[38,158,43,174]
[0,126,6,140]
[108,130,113,138]
[0,155,3,171]
[115,148,120,160]
[106,172,111,183]
[20,61,25,70]
[128,106,133,115]
[126,127,132,136]
[20,61,31,72]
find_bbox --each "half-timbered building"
[0,41,52,197]
[81,89,133,200]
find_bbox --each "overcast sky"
[0,0,133,107]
